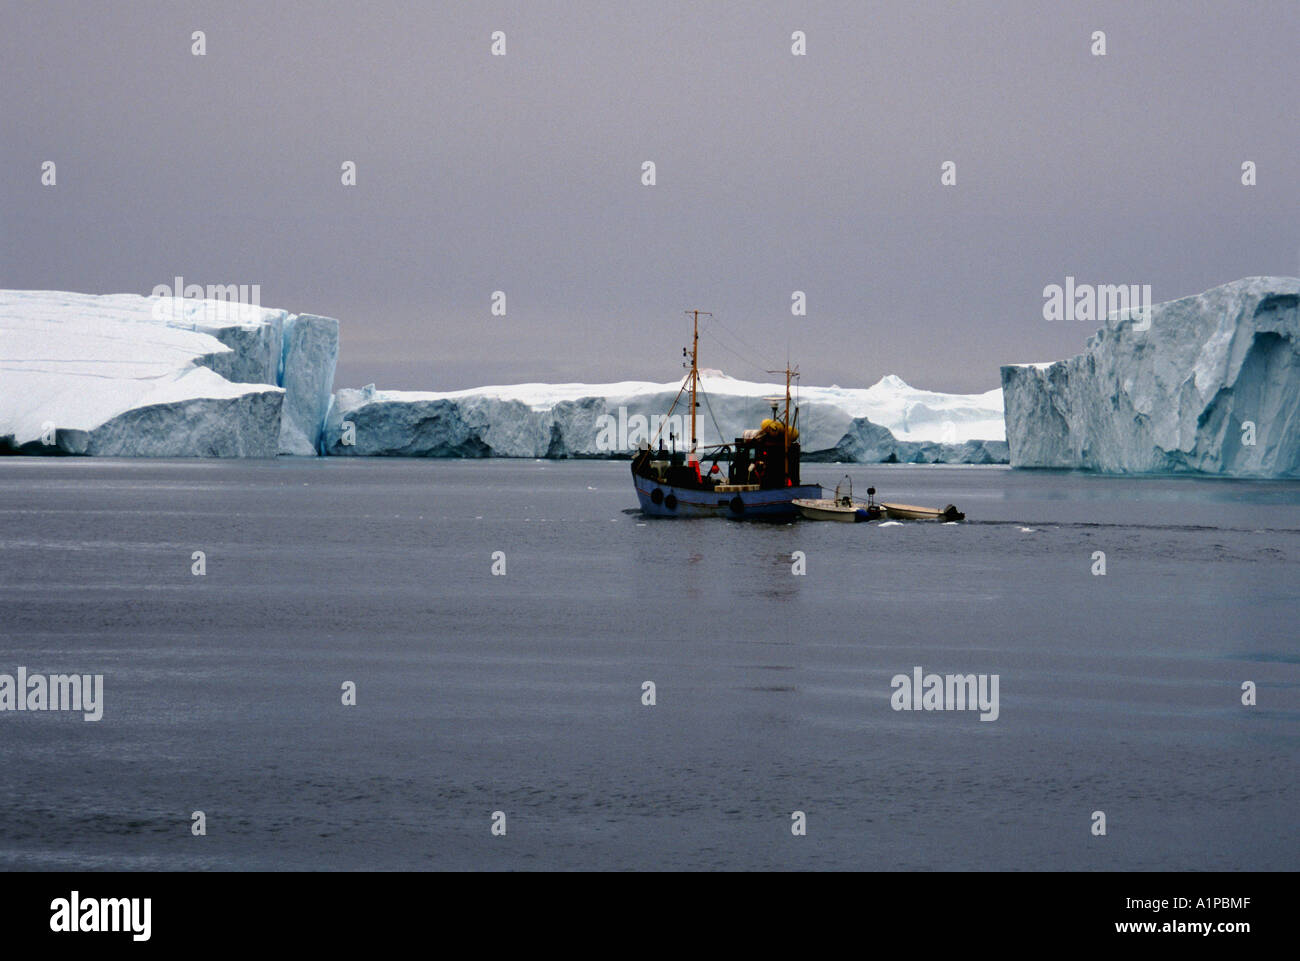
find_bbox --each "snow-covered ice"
[323,373,1007,462]
[392,370,1005,442]
[0,290,337,456]
[1001,277,1300,477]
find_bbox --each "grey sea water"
[0,458,1296,871]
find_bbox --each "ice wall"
[323,378,1008,463]
[1001,277,1300,476]
[277,313,340,456]
[0,291,338,456]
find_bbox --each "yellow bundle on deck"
[757,419,799,441]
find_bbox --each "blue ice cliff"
[1002,277,1300,477]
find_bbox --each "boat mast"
[767,362,798,483]
[784,365,791,432]
[684,309,710,458]
[783,364,791,479]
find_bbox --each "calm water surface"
[0,458,1296,870]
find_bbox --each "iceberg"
[1001,277,1300,477]
[323,373,1007,463]
[0,290,338,456]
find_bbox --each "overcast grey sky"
[3,0,1297,393]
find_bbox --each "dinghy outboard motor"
[864,487,882,520]
[941,504,965,521]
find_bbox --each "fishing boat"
[880,502,965,521]
[630,310,823,518]
[793,476,882,522]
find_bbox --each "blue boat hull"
[633,473,823,519]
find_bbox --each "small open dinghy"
[880,502,965,521]
[794,477,882,522]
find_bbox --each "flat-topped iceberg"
[0,291,338,456]
[323,373,1007,463]
[1002,276,1300,477]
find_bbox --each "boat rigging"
[630,309,823,518]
